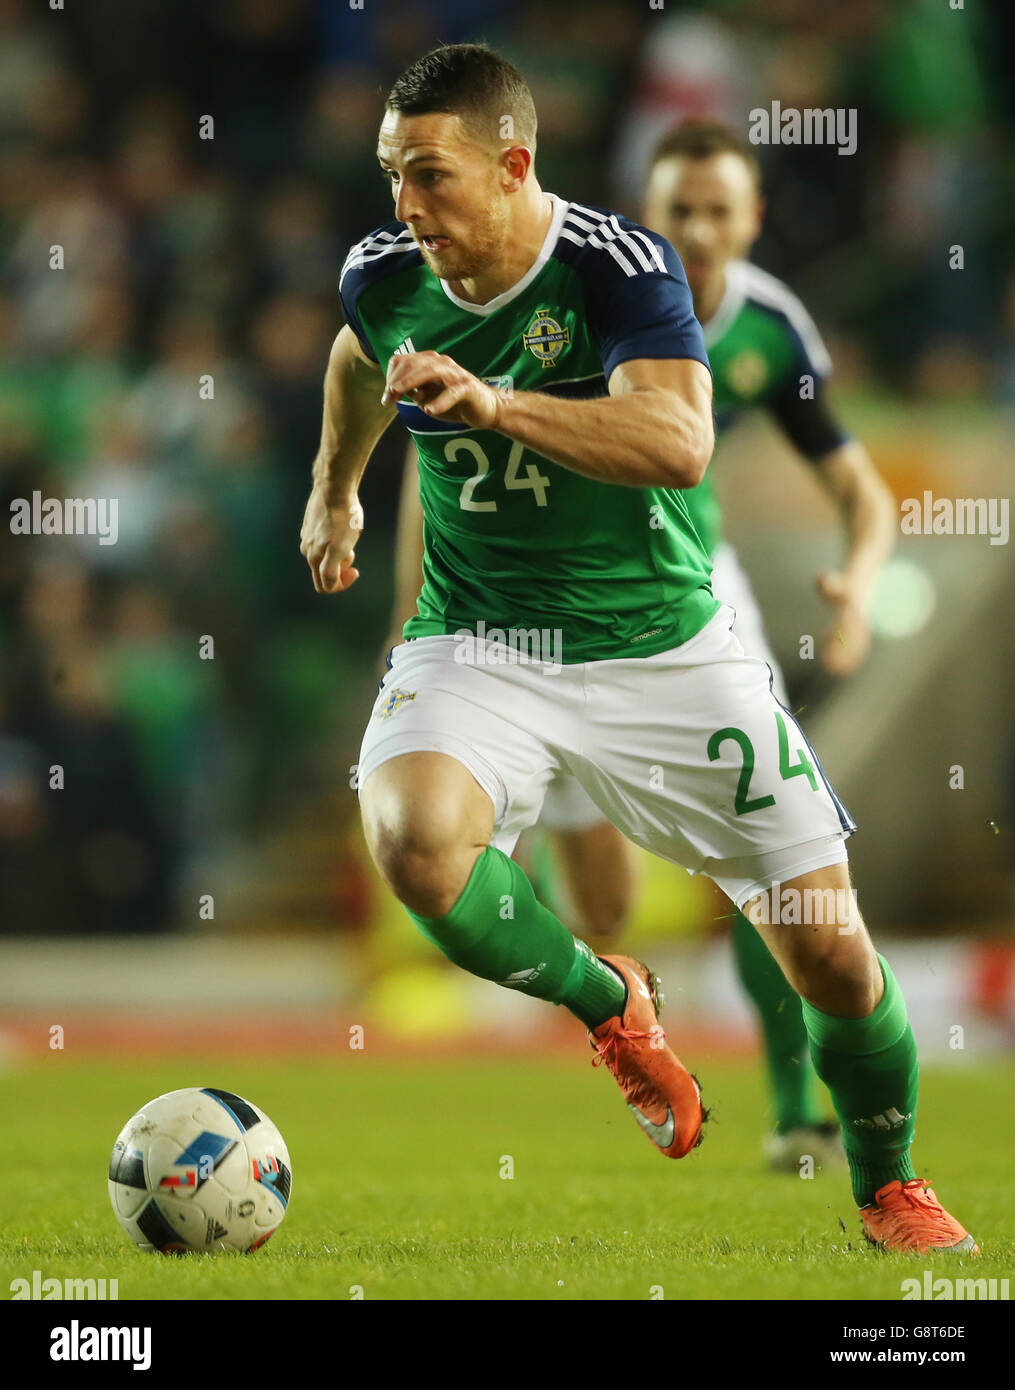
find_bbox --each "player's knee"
[790,930,881,1016]
[370,835,472,919]
[385,850,471,919]
[362,799,474,918]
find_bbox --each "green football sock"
[800,955,918,1206]
[731,911,821,1133]
[404,845,627,1029]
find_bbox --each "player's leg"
[357,638,703,1158]
[713,543,831,1158]
[359,749,491,918]
[741,861,974,1250]
[535,777,703,1160]
[729,913,830,1149]
[743,863,912,1205]
[550,821,636,944]
[573,606,976,1247]
[357,639,630,1025]
[539,774,637,944]
[359,753,626,1027]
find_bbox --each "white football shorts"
[540,542,790,832]
[356,604,853,910]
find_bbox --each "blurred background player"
[385,117,898,1172]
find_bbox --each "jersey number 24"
[446,439,551,511]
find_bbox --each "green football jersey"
[339,193,718,664]
[681,259,850,557]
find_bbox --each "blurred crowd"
[0,0,1011,933]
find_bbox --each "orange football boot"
[589,955,704,1159]
[860,1179,979,1254]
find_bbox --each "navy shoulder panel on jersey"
[733,262,832,375]
[730,263,852,461]
[338,221,421,362]
[553,201,709,382]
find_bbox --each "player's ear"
[501,145,533,192]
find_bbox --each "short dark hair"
[649,117,761,189]
[385,43,537,154]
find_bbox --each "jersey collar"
[437,191,569,316]
[699,260,747,348]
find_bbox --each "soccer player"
[384,117,899,1174]
[301,44,976,1253]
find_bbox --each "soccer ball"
[108,1087,291,1253]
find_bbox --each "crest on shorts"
[376,687,416,719]
[522,309,570,368]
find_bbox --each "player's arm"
[383,442,426,652]
[383,234,713,489]
[814,438,897,606]
[811,438,897,673]
[505,356,713,487]
[300,325,397,595]
[383,353,713,489]
[768,373,896,674]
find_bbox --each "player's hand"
[300,484,364,595]
[381,350,503,430]
[816,569,871,676]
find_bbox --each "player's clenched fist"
[381,349,504,431]
[300,485,364,594]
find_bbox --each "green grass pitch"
[2,1054,1011,1300]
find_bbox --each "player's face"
[643,152,762,300]
[377,110,510,282]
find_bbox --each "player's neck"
[693,270,728,328]
[446,190,554,306]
